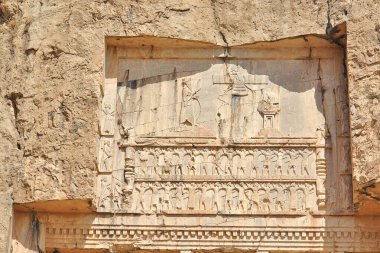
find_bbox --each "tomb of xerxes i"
[1,1,380,253]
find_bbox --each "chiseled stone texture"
[346,0,380,213]
[0,0,333,204]
[0,0,379,251]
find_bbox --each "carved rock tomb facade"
[14,37,380,253]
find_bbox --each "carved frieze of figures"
[129,147,316,179]
[125,181,316,214]
[96,143,324,213]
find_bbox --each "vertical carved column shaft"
[316,147,327,210]
[334,83,353,211]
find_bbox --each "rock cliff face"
[0,0,379,252]
[345,1,380,214]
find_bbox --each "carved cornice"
[121,137,323,148]
[45,225,380,251]
[134,177,317,182]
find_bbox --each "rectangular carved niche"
[97,36,352,216]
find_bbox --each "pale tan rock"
[0,0,379,252]
[345,0,380,214]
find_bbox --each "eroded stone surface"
[0,0,379,252]
[96,38,352,217]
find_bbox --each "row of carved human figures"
[127,183,315,213]
[129,149,315,177]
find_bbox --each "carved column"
[316,145,327,210]
[335,83,353,211]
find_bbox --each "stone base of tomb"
[11,201,380,253]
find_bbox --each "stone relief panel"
[117,60,325,140]
[96,143,324,214]
[100,78,117,136]
[96,175,317,214]
[128,147,316,179]
[98,78,117,173]
[96,40,352,216]
[98,138,114,172]
[127,181,316,214]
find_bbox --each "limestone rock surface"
[0,0,379,252]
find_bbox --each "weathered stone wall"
[0,0,335,203]
[0,0,379,251]
[346,1,380,213]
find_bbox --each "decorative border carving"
[45,225,380,252]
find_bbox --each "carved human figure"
[316,125,328,146]
[147,153,155,176]
[263,154,270,177]
[228,188,240,211]
[288,151,298,176]
[156,153,165,175]
[194,188,203,210]
[232,154,241,176]
[162,186,170,210]
[169,188,178,210]
[207,154,216,175]
[237,153,245,176]
[100,140,113,172]
[98,177,112,209]
[282,153,291,176]
[189,157,196,176]
[300,151,310,176]
[273,152,283,176]
[244,154,255,176]
[182,153,191,175]
[180,78,201,125]
[216,188,227,211]
[182,188,190,210]
[133,184,145,212]
[202,189,215,210]
[282,188,291,211]
[217,155,229,175]
[163,156,171,175]
[172,153,181,175]
[195,154,204,175]
[155,187,166,213]
[258,189,270,211]
[113,180,124,210]
[257,152,266,176]
[296,188,306,210]
[143,187,153,211]
[175,186,183,210]
[269,189,282,211]
[162,148,173,175]
[242,188,254,212]
[229,65,247,95]
[138,151,148,176]
[102,102,115,134]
